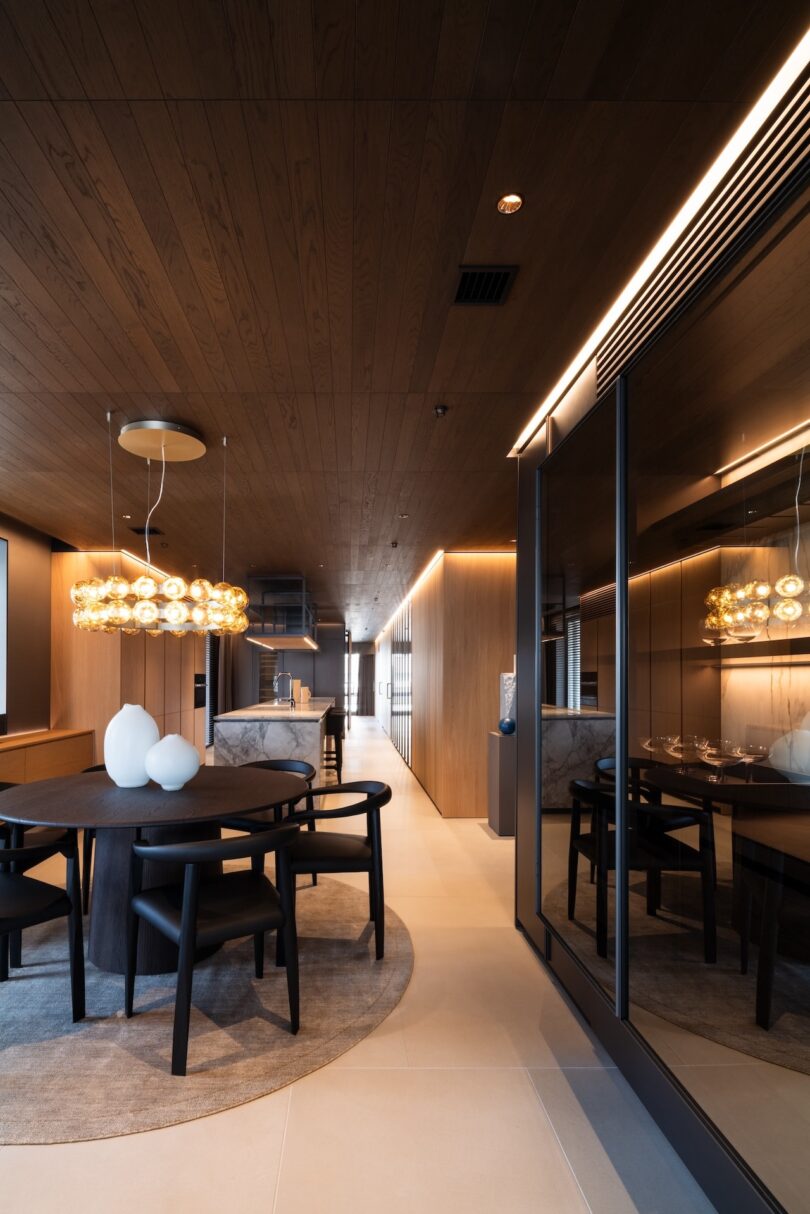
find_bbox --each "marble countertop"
[215,698,335,723]
[541,705,615,721]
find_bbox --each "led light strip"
[715,418,810,476]
[375,549,518,642]
[510,29,810,456]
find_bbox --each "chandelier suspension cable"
[221,435,228,583]
[144,443,166,572]
[106,411,117,572]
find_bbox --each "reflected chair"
[594,756,717,894]
[125,824,300,1076]
[242,758,318,883]
[224,780,392,961]
[322,708,347,782]
[567,780,716,962]
[79,764,107,913]
[0,829,85,1020]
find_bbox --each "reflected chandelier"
[71,418,249,639]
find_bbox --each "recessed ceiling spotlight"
[510,538,517,543]
[398,512,409,519]
[122,513,132,520]
[497,192,523,215]
[434,404,448,418]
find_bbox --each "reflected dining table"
[0,766,305,974]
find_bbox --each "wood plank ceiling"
[0,0,806,637]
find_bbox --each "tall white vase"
[104,704,160,788]
[145,734,201,791]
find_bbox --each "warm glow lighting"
[497,192,523,214]
[715,419,810,479]
[376,550,444,643]
[70,555,249,638]
[510,31,810,455]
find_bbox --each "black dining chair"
[568,779,716,962]
[241,758,318,880]
[79,764,106,913]
[125,823,300,1076]
[594,755,718,895]
[224,780,392,961]
[1,781,73,966]
[0,829,85,1020]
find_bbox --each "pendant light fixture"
[70,418,249,638]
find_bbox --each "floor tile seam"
[520,1065,595,1214]
[270,1086,293,1214]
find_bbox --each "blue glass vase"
[498,717,516,735]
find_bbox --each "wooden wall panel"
[407,552,515,819]
[440,554,515,818]
[410,557,445,808]
[164,635,183,714]
[649,564,682,739]
[628,574,651,750]
[144,637,165,719]
[0,749,26,781]
[25,732,93,780]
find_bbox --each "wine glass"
[732,743,769,782]
[700,739,739,783]
[664,734,707,773]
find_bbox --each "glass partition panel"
[540,397,616,995]
[626,198,810,1211]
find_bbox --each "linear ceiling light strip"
[596,77,810,389]
[510,30,810,455]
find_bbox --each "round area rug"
[543,869,810,1075]
[0,879,413,1143]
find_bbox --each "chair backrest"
[244,758,316,784]
[291,780,391,822]
[325,707,347,738]
[132,821,300,866]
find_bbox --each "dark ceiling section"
[0,0,806,637]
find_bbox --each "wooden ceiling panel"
[0,1,805,633]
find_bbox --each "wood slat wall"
[51,551,206,762]
[0,2,805,635]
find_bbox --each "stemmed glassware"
[699,739,739,783]
[732,743,769,782]
[663,734,707,774]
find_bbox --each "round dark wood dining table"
[0,766,305,974]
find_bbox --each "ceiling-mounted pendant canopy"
[118,419,206,462]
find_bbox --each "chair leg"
[740,879,752,975]
[336,734,343,782]
[254,931,264,979]
[125,913,138,1018]
[369,869,376,922]
[276,878,296,967]
[67,843,85,1021]
[82,829,93,914]
[756,878,782,1030]
[646,869,661,917]
[567,843,578,919]
[0,934,8,981]
[171,934,196,1077]
[9,930,21,969]
[701,857,717,964]
[283,912,300,1034]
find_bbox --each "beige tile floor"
[0,718,716,1214]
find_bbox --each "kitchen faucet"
[273,671,295,708]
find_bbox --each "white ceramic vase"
[104,704,160,788]
[145,734,201,791]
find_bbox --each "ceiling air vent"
[129,525,164,536]
[454,265,518,306]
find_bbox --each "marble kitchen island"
[214,698,334,774]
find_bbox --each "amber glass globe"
[132,599,159,625]
[132,575,158,599]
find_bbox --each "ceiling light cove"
[497,193,523,214]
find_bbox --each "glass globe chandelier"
[703,447,807,640]
[71,417,249,638]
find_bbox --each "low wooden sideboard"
[0,729,94,783]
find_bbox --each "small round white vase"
[104,704,161,788]
[144,734,201,791]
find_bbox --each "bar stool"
[323,707,346,781]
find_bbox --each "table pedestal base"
[88,824,222,974]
